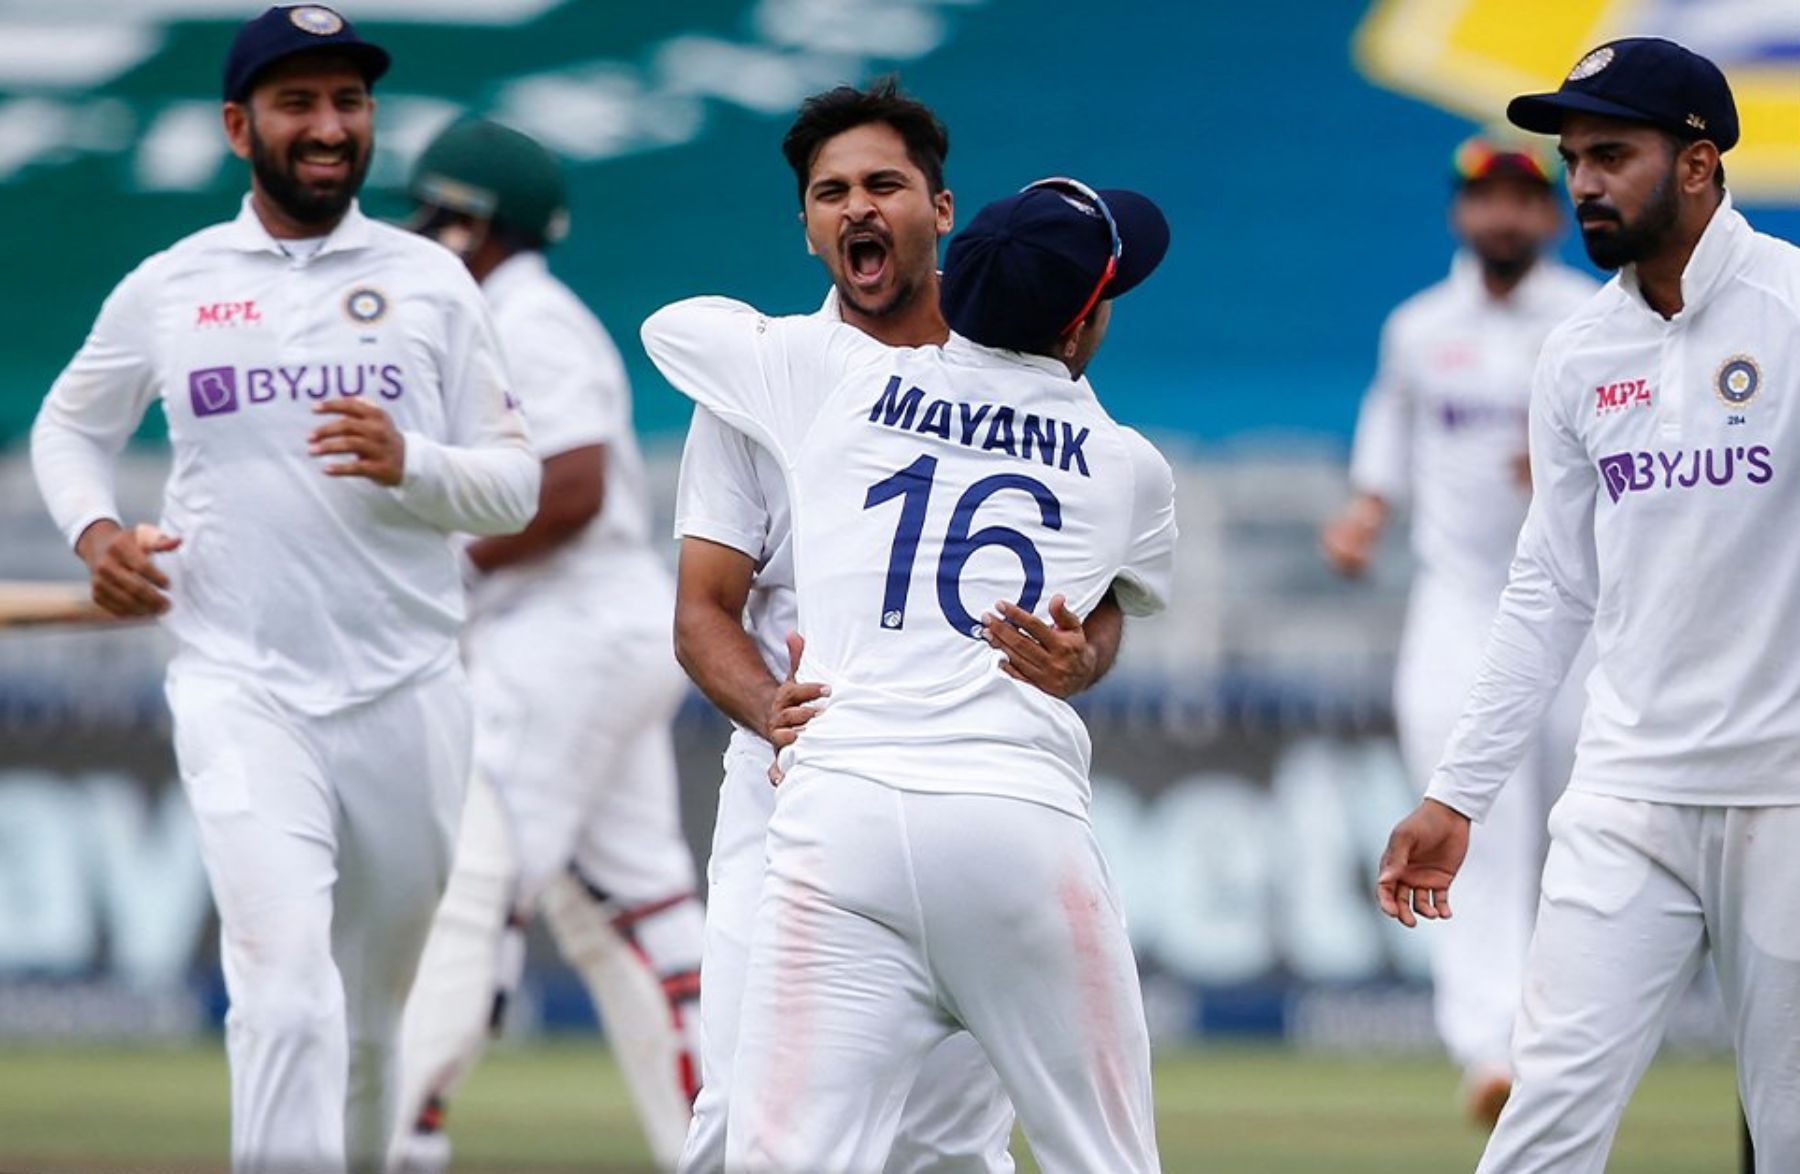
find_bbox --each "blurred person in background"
[28,7,539,1171]
[391,119,705,1173]
[1322,132,1596,1127]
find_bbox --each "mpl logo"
[1595,378,1651,416]
[188,366,238,417]
[1598,445,1773,503]
[195,301,261,328]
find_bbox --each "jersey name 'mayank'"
[867,375,1092,477]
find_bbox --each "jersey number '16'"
[863,454,1062,637]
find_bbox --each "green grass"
[0,1041,1740,1172]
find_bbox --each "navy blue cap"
[942,183,1169,353]
[1507,38,1738,152]
[222,6,390,103]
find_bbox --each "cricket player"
[673,82,1126,1174]
[645,176,1176,1172]
[1321,133,1597,1125]
[28,8,539,1173]
[1378,38,1800,1170]
[388,118,705,1172]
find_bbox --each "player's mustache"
[841,226,892,250]
[1576,202,1621,226]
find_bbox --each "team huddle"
[26,3,1800,1173]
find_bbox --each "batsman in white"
[1379,38,1800,1171]
[671,81,1125,1174]
[389,119,704,1172]
[1321,133,1597,1126]
[645,176,1176,1172]
[27,7,539,1172]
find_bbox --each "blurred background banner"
[2,0,1781,1047]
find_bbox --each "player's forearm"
[466,447,604,573]
[674,601,780,739]
[1425,558,1592,821]
[391,435,541,536]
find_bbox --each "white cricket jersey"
[1351,253,1598,595]
[31,197,539,714]
[1427,197,1800,819]
[470,251,667,617]
[644,298,1177,818]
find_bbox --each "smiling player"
[29,8,537,1170]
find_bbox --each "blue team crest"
[343,287,387,325]
[1355,0,1800,205]
[1716,355,1761,406]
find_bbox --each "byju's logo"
[1598,446,1773,503]
[189,367,239,417]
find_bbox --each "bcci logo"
[1566,46,1614,81]
[343,287,387,325]
[290,6,345,36]
[1716,355,1761,407]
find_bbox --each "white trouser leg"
[1477,792,1707,1174]
[886,1032,1015,1174]
[679,741,776,1174]
[330,669,470,1174]
[1709,804,1800,1165]
[390,769,515,1164]
[170,663,348,1174]
[727,774,951,1174]
[903,789,1159,1174]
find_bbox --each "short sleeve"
[496,295,626,459]
[1112,428,1178,617]
[674,405,771,558]
[640,296,847,464]
[1348,311,1412,503]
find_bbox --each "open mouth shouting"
[842,228,893,295]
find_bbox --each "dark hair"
[781,76,949,205]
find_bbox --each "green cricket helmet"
[409,118,570,246]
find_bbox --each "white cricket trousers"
[679,740,1015,1174]
[728,770,1160,1174]
[167,657,470,1174]
[1395,574,1585,1076]
[1479,790,1800,1172]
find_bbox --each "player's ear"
[222,101,253,161]
[934,187,954,237]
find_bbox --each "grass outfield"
[0,1041,1739,1172]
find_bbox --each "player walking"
[1322,133,1596,1124]
[1378,38,1800,1170]
[673,81,1123,1173]
[389,120,705,1171]
[28,8,538,1172]
[645,177,1176,1172]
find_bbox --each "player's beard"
[1471,233,1539,286]
[249,119,369,230]
[1578,166,1680,271]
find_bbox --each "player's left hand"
[983,595,1096,699]
[309,398,406,486]
[766,632,828,785]
[1376,798,1472,928]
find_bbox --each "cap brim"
[1098,188,1168,299]
[1506,90,1660,136]
[240,41,391,99]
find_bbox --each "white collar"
[481,249,548,299]
[1619,192,1750,320]
[221,194,374,259]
